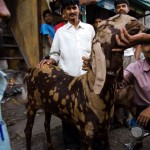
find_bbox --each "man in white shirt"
[38,0,95,149]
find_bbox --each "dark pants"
[62,121,107,150]
[136,105,150,132]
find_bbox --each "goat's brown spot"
[54,87,57,92]
[53,93,59,102]
[34,89,42,106]
[79,112,85,122]
[31,77,34,82]
[68,78,78,90]
[41,64,52,74]
[53,75,56,78]
[49,90,54,96]
[77,125,81,131]
[46,80,50,83]
[62,108,68,114]
[61,99,66,106]
[72,94,75,102]
[79,104,83,111]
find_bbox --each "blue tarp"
[96,0,114,11]
[96,0,150,11]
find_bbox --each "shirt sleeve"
[40,24,54,37]
[40,24,49,35]
[49,31,60,63]
[91,26,95,39]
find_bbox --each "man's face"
[141,44,150,59]
[64,5,80,21]
[94,18,102,29]
[115,3,129,15]
[44,13,53,24]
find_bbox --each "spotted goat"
[24,14,141,150]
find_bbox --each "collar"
[66,21,85,29]
[143,59,150,72]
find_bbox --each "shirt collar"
[143,59,150,72]
[66,21,85,29]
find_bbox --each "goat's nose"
[0,0,11,18]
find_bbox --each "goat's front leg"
[83,122,95,150]
[24,107,37,150]
[44,111,53,150]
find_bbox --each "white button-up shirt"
[50,21,95,76]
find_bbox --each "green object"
[130,0,150,10]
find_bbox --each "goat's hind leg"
[44,111,53,150]
[24,105,37,150]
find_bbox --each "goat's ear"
[91,41,106,94]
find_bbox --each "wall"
[6,0,40,67]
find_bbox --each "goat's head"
[91,14,141,94]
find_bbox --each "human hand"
[115,28,135,48]
[36,58,56,68]
[137,106,150,127]
[82,56,91,71]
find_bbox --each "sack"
[0,120,11,150]
[79,0,98,5]
[0,70,11,150]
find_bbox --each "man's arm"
[118,70,134,89]
[137,106,150,127]
[116,28,150,48]
[40,24,54,47]
[134,45,141,60]
[47,35,53,47]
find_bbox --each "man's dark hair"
[62,0,79,10]
[42,9,52,18]
[114,0,129,8]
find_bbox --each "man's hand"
[36,58,56,68]
[116,28,134,48]
[116,28,147,48]
[137,106,150,127]
[82,56,91,71]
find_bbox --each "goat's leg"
[24,107,37,150]
[82,122,95,150]
[84,137,93,150]
[44,111,53,150]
